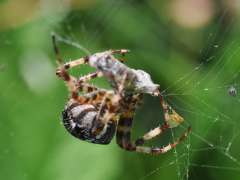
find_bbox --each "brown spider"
[52,35,191,155]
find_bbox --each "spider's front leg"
[52,35,105,97]
[52,34,129,73]
[52,35,89,72]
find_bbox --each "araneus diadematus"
[52,35,191,155]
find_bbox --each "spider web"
[54,3,240,178]
[1,0,240,180]
[139,44,240,180]
[51,1,240,180]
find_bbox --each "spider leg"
[116,98,191,154]
[116,109,191,155]
[135,124,169,145]
[52,35,106,98]
[52,34,64,65]
[52,34,89,72]
[110,49,130,63]
[77,71,104,93]
[52,35,105,94]
[78,71,103,83]
[110,49,130,56]
[55,67,105,102]
[134,96,186,144]
[91,91,121,135]
[78,82,102,93]
[51,47,82,100]
[53,35,129,70]
[135,127,191,155]
[77,90,107,105]
[89,71,128,135]
[55,71,89,103]
[160,95,184,128]
[116,111,136,151]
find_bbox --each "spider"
[52,35,191,155]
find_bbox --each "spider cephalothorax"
[52,35,191,155]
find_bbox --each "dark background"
[1,0,240,179]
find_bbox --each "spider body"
[62,101,117,144]
[52,35,190,155]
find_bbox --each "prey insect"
[52,35,191,155]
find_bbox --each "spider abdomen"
[62,103,116,144]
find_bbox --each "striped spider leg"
[116,92,191,155]
[52,34,129,75]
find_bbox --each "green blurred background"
[1,0,240,179]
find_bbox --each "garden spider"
[52,35,191,155]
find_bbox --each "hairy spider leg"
[62,89,117,144]
[135,124,170,145]
[116,92,143,150]
[52,34,89,70]
[52,34,87,101]
[54,69,108,104]
[52,34,64,65]
[52,35,128,72]
[116,110,137,151]
[52,34,105,100]
[90,72,129,136]
[90,91,121,135]
[78,82,102,93]
[52,35,127,94]
[116,94,191,154]
[134,96,186,144]
[114,71,128,94]
[52,34,121,135]
[117,108,191,154]
[159,95,185,128]
[135,126,191,155]
[110,49,130,63]
[77,72,104,93]
[58,50,128,70]
[110,49,130,56]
